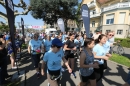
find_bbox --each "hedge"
[115,38,130,48]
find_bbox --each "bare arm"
[28,45,31,54]
[62,57,71,70]
[41,60,46,75]
[64,44,72,50]
[0,38,6,50]
[93,52,109,60]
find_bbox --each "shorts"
[31,54,41,68]
[65,53,74,60]
[80,72,96,82]
[47,73,58,86]
[126,71,130,85]
[9,52,14,57]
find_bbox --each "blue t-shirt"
[62,34,66,42]
[93,44,106,64]
[103,41,110,53]
[44,40,52,52]
[29,39,42,54]
[74,39,80,48]
[80,37,84,46]
[43,49,64,71]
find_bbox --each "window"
[93,10,96,14]
[106,30,111,33]
[118,12,126,24]
[106,14,114,24]
[117,30,123,35]
[92,21,95,27]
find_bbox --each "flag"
[57,18,65,32]
[5,0,16,56]
[21,18,24,37]
[81,4,90,37]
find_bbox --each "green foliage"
[0,24,9,32]
[115,38,130,48]
[21,44,28,49]
[110,54,130,67]
[30,0,78,25]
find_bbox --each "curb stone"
[108,60,129,69]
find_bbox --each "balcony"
[87,2,96,8]
[90,13,101,18]
[102,2,130,12]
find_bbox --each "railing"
[90,13,101,18]
[88,2,96,8]
[102,2,130,12]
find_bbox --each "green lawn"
[110,54,130,67]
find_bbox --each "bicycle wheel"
[117,46,124,55]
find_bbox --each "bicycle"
[111,40,125,55]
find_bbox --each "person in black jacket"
[0,35,10,85]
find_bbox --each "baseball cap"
[52,38,63,47]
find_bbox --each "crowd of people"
[0,30,130,86]
[27,30,115,86]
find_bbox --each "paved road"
[7,49,130,86]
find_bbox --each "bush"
[115,38,130,48]
[21,44,28,49]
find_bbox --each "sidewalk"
[7,49,130,86]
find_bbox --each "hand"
[72,47,76,50]
[68,68,72,73]
[94,61,99,64]
[103,56,109,60]
[106,53,112,57]
[92,63,99,68]
[41,71,45,76]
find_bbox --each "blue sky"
[0,0,82,27]
[0,0,43,27]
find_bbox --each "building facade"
[67,19,77,31]
[82,0,130,38]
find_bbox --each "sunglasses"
[109,34,114,36]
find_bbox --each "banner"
[21,18,24,37]
[5,0,16,56]
[81,4,90,37]
[57,18,65,32]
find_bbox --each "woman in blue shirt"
[93,34,111,82]
[44,35,52,52]
[41,38,72,86]
[28,33,44,79]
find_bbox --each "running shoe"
[37,73,41,79]
[48,83,50,86]
[71,72,76,78]
[12,66,17,69]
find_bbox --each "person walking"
[64,33,77,78]
[93,34,111,82]
[28,33,44,79]
[79,38,99,86]
[41,38,72,86]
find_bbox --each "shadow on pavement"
[98,64,128,86]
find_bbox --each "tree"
[0,0,31,23]
[0,24,9,32]
[75,2,82,29]
[30,0,78,30]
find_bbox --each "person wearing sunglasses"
[41,38,72,86]
[28,33,44,79]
